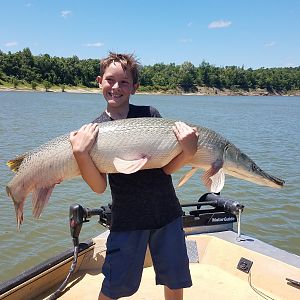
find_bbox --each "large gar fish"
[6,117,284,228]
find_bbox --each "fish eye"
[252,164,261,172]
[252,164,257,171]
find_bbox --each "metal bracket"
[286,278,300,288]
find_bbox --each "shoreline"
[1,86,300,96]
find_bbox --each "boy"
[70,52,199,300]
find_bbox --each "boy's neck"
[105,104,130,120]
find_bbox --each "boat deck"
[2,231,300,300]
[40,232,299,300]
[52,263,268,300]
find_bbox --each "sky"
[0,0,300,69]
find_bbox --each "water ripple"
[0,93,299,283]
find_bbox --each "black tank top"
[93,104,183,231]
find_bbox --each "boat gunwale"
[0,241,93,296]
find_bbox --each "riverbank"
[1,85,300,96]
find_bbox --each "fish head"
[223,144,284,188]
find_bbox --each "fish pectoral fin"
[209,168,225,193]
[201,160,225,193]
[177,167,199,188]
[32,185,56,219]
[113,157,148,174]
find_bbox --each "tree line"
[1,48,299,93]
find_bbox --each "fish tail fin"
[7,154,27,173]
[6,185,24,230]
[32,185,55,219]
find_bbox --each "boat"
[0,193,299,300]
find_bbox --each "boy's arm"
[162,121,199,175]
[70,123,107,194]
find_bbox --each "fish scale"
[91,118,181,173]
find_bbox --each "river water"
[0,91,299,283]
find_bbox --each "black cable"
[248,272,276,300]
[48,245,79,300]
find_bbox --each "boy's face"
[97,62,139,109]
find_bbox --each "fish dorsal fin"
[113,157,148,174]
[201,159,225,193]
[7,154,27,173]
[177,167,198,188]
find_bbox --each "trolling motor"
[69,204,111,247]
[49,204,109,299]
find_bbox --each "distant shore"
[1,85,300,96]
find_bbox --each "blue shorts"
[100,217,192,299]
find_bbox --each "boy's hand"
[172,121,199,160]
[70,123,99,154]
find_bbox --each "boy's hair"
[100,52,140,84]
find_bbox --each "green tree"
[12,77,19,88]
[31,81,38,90]
[43,80,51,91]
[178,62,196,92]
[0,47,299,93]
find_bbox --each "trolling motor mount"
[181,193,244,235]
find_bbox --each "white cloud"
[61,10,72,18]
[264,41,276,48]
[179,38,192,43]
[208,20,232,29]
[84,42,104,48]
[4,41,18,47]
